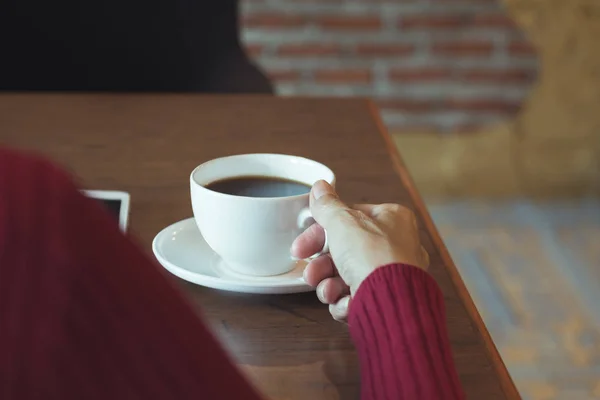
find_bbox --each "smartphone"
[83,190,131,232]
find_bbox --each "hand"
[291,180,429,321]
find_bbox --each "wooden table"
[0,94,517,399]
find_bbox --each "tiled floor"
[429,199,600,400]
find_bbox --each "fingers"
[316,276,350,304]
[329,296,350,322]
[303,254,335,287]
[309,180,351,231]
[291,223,326,259]
[304,256,351,323]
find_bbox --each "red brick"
[244,43,264,57]
[445,99,522,113]
[386,123,440,133]
[242,13,307,29]
[315,15,382,31]
[276,43,342,56]
[267,70,302,82]
[509,40,538,56]
[313,69,372,83]
[355,43,415,57]
[432,41,494,56]
[460,68,536,83]
[472,13,517,28]
[377,99,438,113]
[400,15,466,29]
[389,68,452,82]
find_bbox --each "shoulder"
[0,146,80,193]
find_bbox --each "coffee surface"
[205,176,311,198]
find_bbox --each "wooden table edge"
[366,99,521,399]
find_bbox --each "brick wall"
[240,0,538,133]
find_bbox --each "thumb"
[310,180,349,231]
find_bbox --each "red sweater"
[0,147,464,400]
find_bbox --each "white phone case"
[83,190,131,232]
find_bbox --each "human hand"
[291,180,429,321]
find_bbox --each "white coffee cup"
[190,154,335,277]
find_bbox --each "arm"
[291,179,466,400]
[349,264,465,400]
[0,148,264,400]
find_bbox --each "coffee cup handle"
[297,208,329,258]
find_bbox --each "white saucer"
[152,218,314,294]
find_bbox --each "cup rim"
[190,153,336,202]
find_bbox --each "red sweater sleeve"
[349,264,465,399]
[0,148,264,400]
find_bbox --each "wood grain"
[0,94,513,399]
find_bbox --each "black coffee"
[205,176,311,198]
